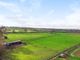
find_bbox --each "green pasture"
[6,33,80,60]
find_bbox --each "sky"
[0,0,80,29]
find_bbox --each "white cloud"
[0,1,23,26]
[0,15,20,26]
[0,0,80,29]
[0,1,21,13]
[32,6,80,29]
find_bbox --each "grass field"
[6,33,80,60]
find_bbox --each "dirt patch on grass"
[74,50,80,57]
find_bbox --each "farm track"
[73,49,80,57]
[47,43,80,60]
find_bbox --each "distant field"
[6,33,80,60]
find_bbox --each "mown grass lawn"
[6,33,80,60]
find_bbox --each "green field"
[6,33,80,60]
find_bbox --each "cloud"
[0,0,80,29]
[0,1,23,26]
[0,15,20,26]
[0,1,21,13]
[65,8,80,28]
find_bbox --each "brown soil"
[74,50,80,57]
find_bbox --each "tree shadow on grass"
[0,52,17,60]
[0,47,33,60]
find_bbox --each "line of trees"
[5,27,80,33]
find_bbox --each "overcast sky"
[0,0,80,29]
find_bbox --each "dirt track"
[74,50,80,57]
[48,43,80,60]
